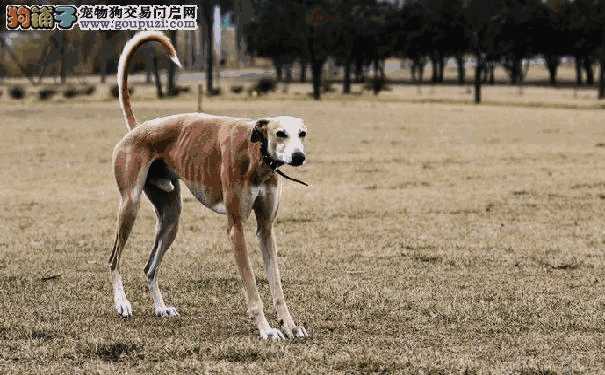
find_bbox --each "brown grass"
[2,87,605,373]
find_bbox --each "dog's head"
[251,116,308,166]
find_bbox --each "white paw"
[155,306,179,318]
[115,299,133,318]
[259,327,285,341]
[292,326,309,338]
[282,324,309,339]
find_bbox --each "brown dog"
[108,31,308,340]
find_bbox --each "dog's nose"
[290,152,306,166]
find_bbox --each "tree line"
[244,0,605,102]
[3,0,605,103]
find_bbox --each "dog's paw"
[155,306,179,318]
[282,324,309,339]
[291,326,309,338]
[259,327,285,341]
[115,299,133,318]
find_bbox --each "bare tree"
[167,30,178,96]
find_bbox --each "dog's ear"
[251,119,269,143]
[256,119,269,128]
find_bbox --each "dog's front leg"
[254,185,308,339]
[228,217,284,340]
[257,223,308,338]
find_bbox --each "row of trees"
[245,0,605,102]
[4,1,605,103]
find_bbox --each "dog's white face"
[265,116,308,166]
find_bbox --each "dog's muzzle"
[290,152,306,167]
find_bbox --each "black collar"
[253,129,309,187]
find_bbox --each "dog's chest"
[250,185,266,198]
[187,184,265,216]
[187,184,226,214]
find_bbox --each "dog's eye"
[276,130,288,138]
[299,131,307,138]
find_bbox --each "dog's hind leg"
[143,168,181,318]
[108,146,153,318]
[147,157,176,193]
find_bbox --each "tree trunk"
[373,59,379,80]
[152,51,163,98]
[275,62,283,82]
[575,56,583,85]
[372,59,381,95]
[548,65,557,86]
[599,56,605,100]
[0,37,4,80]
[488,63,495,85]
[100,34,108,83]
[311,61,322,100]
[198,20,206,70]
[167,30,178,96]
[431,56,438,83]
[285,64,292,82]
[417,59,425,83]
[584,57,594,85]
[234,0,242,66]
[456,55,465,84]
[299,61,307,82]
[59,32,66,84]
[545,55,559,86]
[186,30,195,68]
[521,59,530,83]
[474,53,482,104]
[507,58,522,84]
[100,57,107,83]
[513,59,521,84]
[343,61,351,94]
[438,56,445,82]
[205,12,214,94]
[354,60,364,83]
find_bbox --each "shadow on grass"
[94,342,144,362]
[214,348,283,363]
[30,330,54,341]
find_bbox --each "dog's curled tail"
[117,31,181,131]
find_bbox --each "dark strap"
[263,153,284,171]
[275,169,309,187]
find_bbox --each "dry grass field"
[3,87,605,374]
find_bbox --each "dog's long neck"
[249,142,277,185]
[259,139,284,171]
